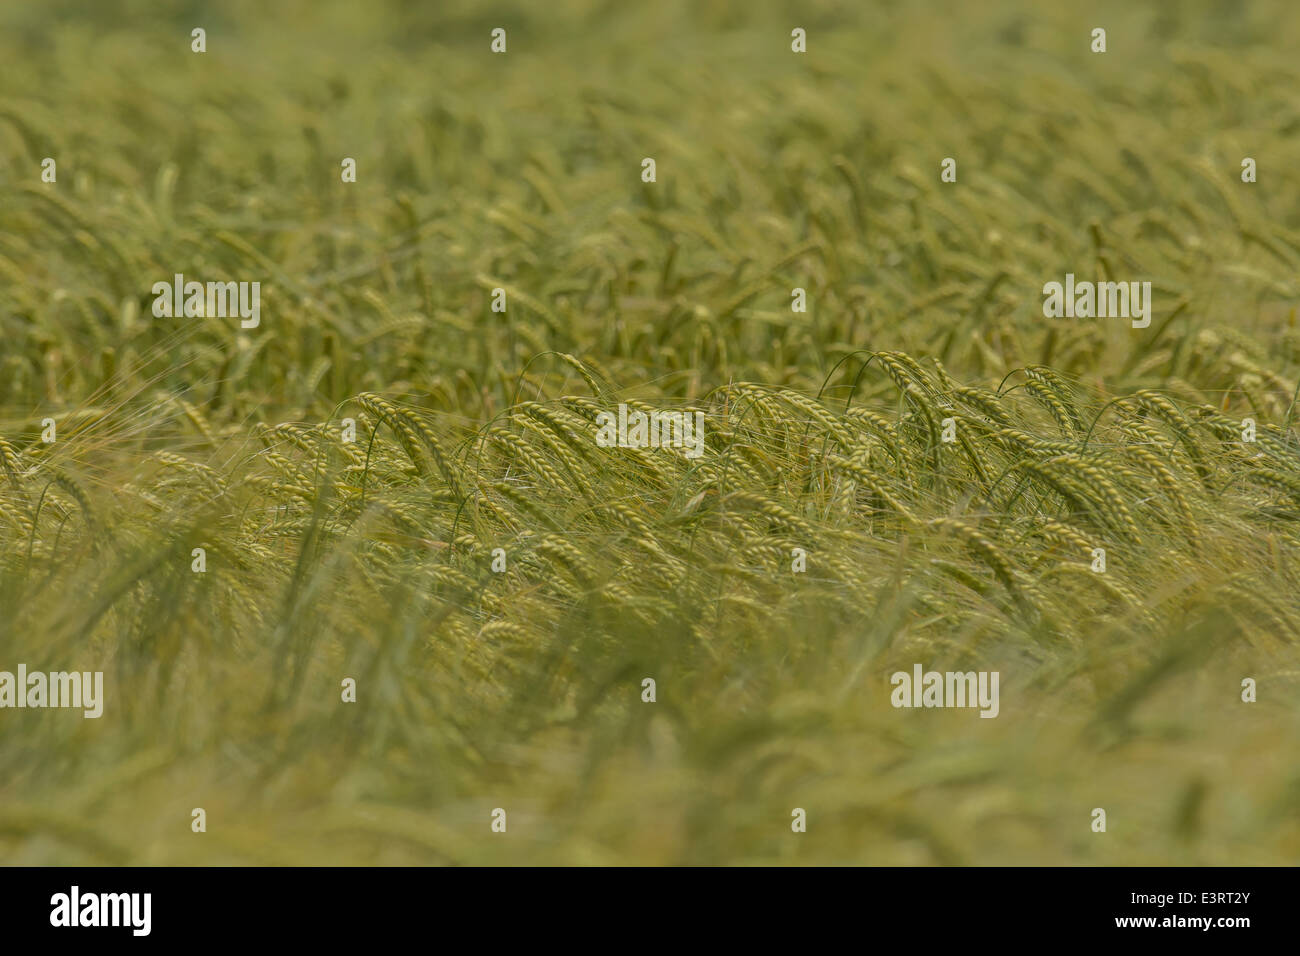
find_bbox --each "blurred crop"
[1,0,1299,865]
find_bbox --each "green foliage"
[1,0,1298,864]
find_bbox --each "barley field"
[2,0,1299,865]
